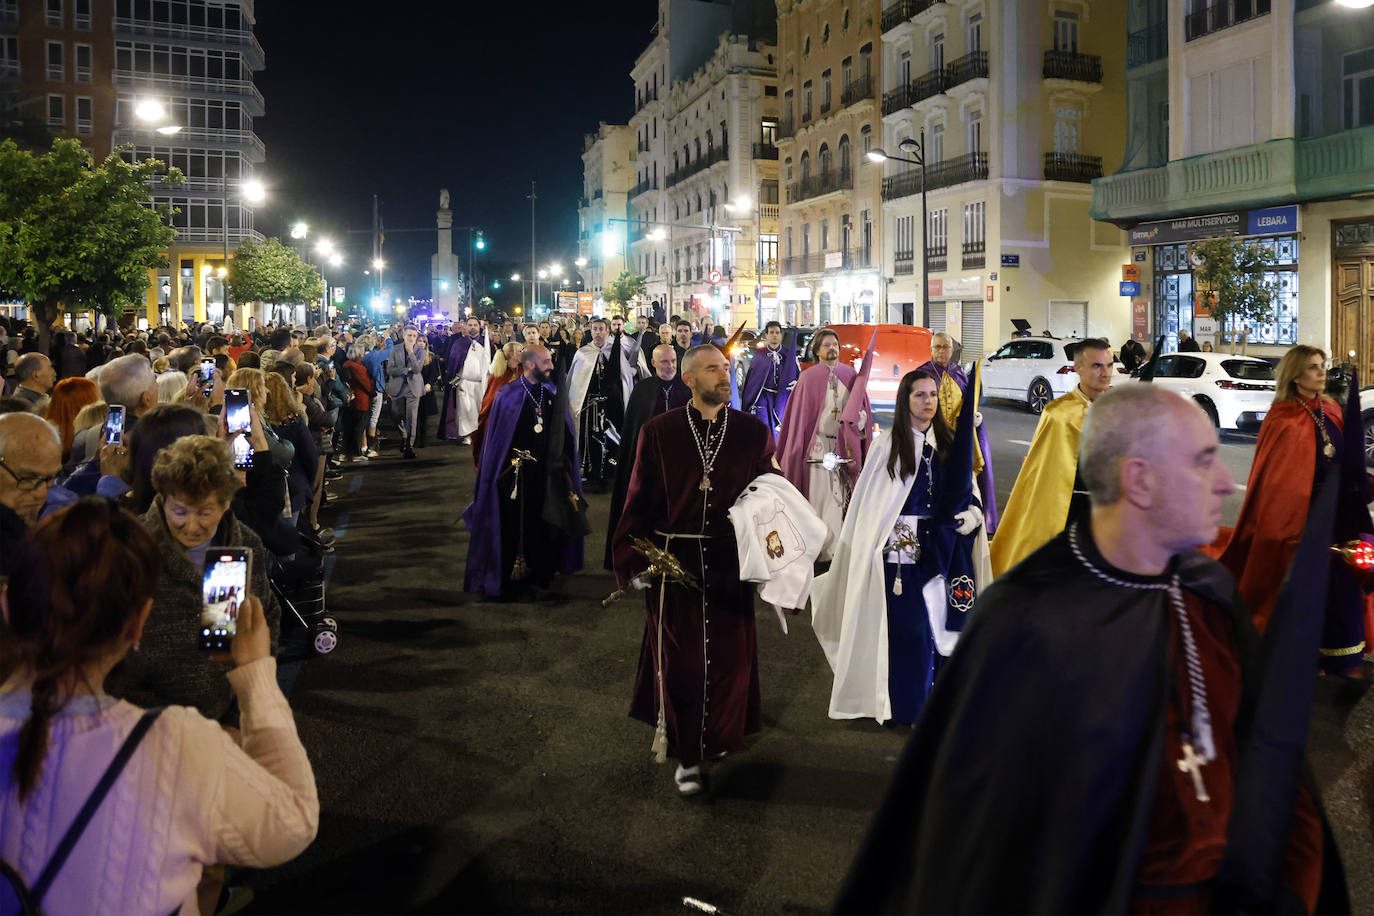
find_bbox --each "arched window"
[818,143,831,175]
[803,36,811,56]
[838,134,851,175]
[785,157,793,183]
[822,24,830,45]
[800,151,811,183]
[696,193,702,212]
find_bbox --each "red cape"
[1217,398,1343,632]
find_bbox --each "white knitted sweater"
[0,658,318,915]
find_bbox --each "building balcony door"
[1334,254,1374,388]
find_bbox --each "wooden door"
[1333,257,1374,384]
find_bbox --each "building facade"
[879,0,1130,360]
[3,0,266,329]
[1093,0,1374,379]
[578,122,635,310]
[625,0,777,326]
[775,0,883,326]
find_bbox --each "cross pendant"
[699,476,711,492]
[832,407,841,418]
[1177,739,1210,802]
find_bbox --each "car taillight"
[1055,365,1074,374]
[1215,380,1237,389]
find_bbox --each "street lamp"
[867,130,928,326]
[290,222,308,240]
[575,256,587,268]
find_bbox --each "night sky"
[252,1,654,304]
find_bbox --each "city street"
[239,409,1367,914]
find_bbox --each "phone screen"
[199,358,216,387]
[224,389,253,469]
[104,404,125,445]
[200,548,250,651]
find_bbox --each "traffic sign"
[708,269,722,284]
[1119,281,1141,296]
[332,286,345,304]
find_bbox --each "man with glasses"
[0,413,62,575]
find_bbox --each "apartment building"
[578,122,635,310]
[1093,0,1374,380]
[879,0,1129,359]
[2,0,266,328]
[775,0,884,326]
[626,0,777,325]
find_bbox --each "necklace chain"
[1067,522,1216,762]
[686,403,728,483]
[1295,396,1335,458]
[520,377,544,418]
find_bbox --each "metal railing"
[1044,152,1103,182]
[946,50,989,87]
[894,251,915,275]
[1185,0,1271,40]
[881,0,917,33]
[112,18,264,64]
[912,68,950,104]
[1127,22,1168,67]
[1043,50,1102,82]
[666,144,729,187]
[961,239,986,269]
[630,177,658,198]
[926,245,947,272]
[113,126,266,160]
[786,167,854,203]
[841,74,875,107]
[752,142,779,160]
[113,70,264,112]
[881,153,989,201]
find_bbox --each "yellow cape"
[989,387,1090,577]
[937,372,984,475]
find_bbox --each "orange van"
[800,324,934,410]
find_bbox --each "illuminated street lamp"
[290,222,308,240]
[314,238,334,257]
[575,257,587,268]
[867,133,928,325]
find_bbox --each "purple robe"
[740,340,799,437]
[774,362,871,499]
[915,359,999,535]
[613,406,776,767]
[462,378,584,596]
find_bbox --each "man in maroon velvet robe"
[613,344,777,797]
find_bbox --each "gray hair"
[14,353,48,383]
[680,344,719,376]
[346,342,366,360]
[167,345,202,373]
[157,370,187,403]
[98,355,155,410]
[1079,385,1194,505]
[0,412,60,457]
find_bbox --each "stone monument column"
[431,188,461,319]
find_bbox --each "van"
[800,324,934,412]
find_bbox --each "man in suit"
[385,326,426,459]
[10,353,55,413]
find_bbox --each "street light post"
[868,128,927,327]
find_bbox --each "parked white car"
[978,337,1079,414]
[1362,385,1374,465]
[1124,352,1275,431]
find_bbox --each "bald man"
[0,413,62,575]
[604,343,691,569]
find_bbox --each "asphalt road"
[241,413,1367,915]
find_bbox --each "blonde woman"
[226,367,294,479]
[264,370,316,524]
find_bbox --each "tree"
[602,271,648,316]
[1187,236,1279,355]
[0,138,181,352]
[227,237,324,323]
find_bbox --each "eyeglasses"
[0,456,60,493]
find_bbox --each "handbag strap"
[29,707,164,905]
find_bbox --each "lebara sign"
[1128,205,1299,246]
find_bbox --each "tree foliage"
[0,138,181,350]
[227,237,324,315]
[602,271,647,315]
[1187,236,1278,355]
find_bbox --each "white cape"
[809,426,992,723]
[568,342,636,440]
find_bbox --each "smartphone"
[225,388,253,469]
[104,404,125,446]
[200,548,250,651]
[198,357,216,389]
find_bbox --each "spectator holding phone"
[67,355,159,467]
[106,435,279,721]
[0,497,318,915]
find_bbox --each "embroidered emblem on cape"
[753,500,805,574]
[949,575,976,613]
[765,530,785,559]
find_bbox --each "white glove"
[974,411,983,428]
[631,575,653,591]
[954,505,984,536]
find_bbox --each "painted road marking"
[1008,439,1033,447]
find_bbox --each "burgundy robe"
[613,405,777,767]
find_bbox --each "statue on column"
[440,188,450,210]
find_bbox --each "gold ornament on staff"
[604,536,702,764]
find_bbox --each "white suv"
[1124,352,1275,431]
[978,337,1079,414]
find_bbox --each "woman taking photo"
[1220,344,1373,675]
[811,370,992,725]
[106,435,280,720]
[0,498,317,915]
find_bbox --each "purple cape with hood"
[740,338,800,434]
[915,359,999,535]
[461,378,584,596]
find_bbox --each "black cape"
[602,373,690,570]
[834,517,1345,914]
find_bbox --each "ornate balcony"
[1043,50,1102,83]
[1185,0,1271,41]
[841,74,875,107]
[946,51,989,88]
[1127,22,1167,68]
[1044,152,1103,182]
[785,167,854,204]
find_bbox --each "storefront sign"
[1194,316,1218,338]
[1122,264,1139,283]
[1120,281,1141,296]
[1129,205,1301,246]
[1000,254,1020,268]
[1132,300,1149,341]
[928,276,982,299]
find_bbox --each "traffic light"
[492,280,501,289]
[474,231,486,251]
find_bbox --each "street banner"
[578,291,594,315]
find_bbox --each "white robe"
[810,427,993,723]
[807,370,850,560]
[568,341,636,441]
[455,331,490,437]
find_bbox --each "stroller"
[270,551,339,659]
